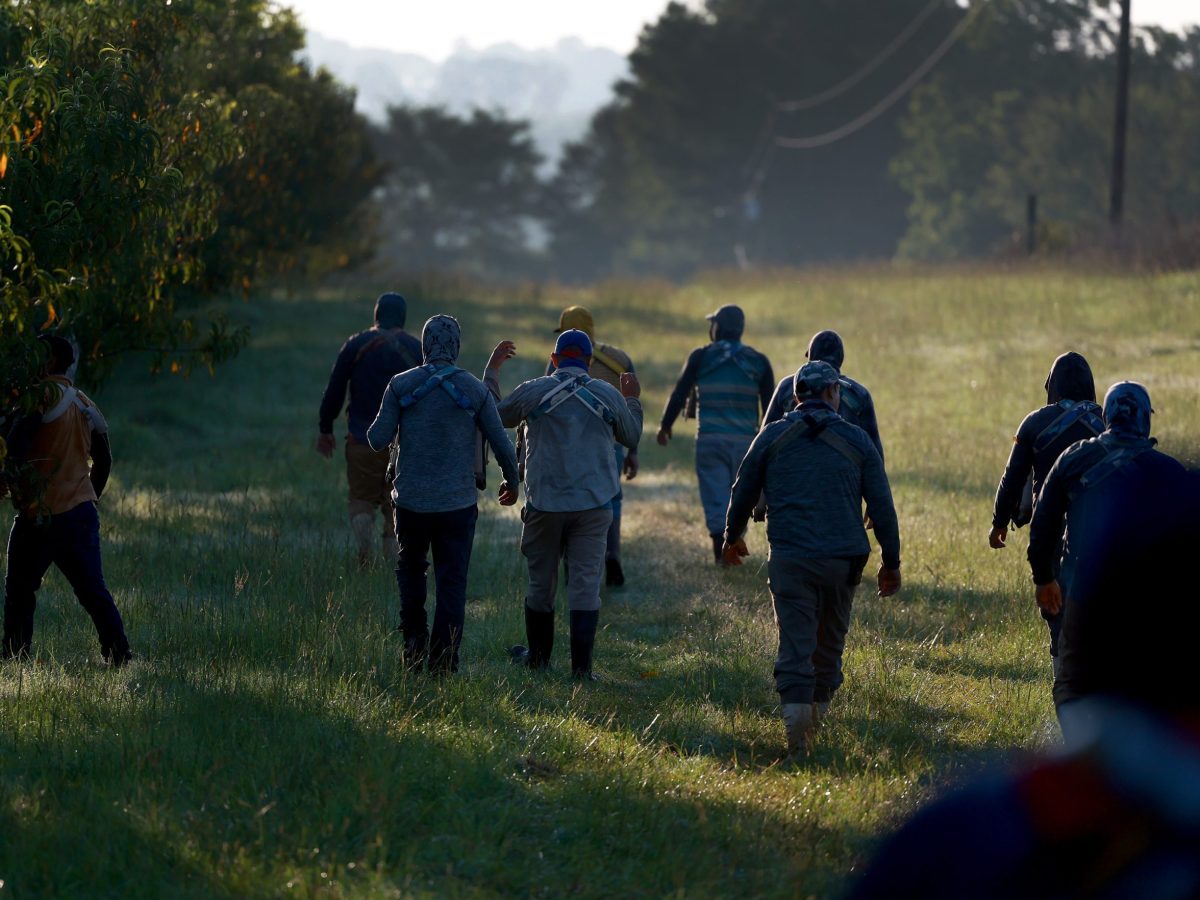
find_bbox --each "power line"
[776,0,946,113]
[774,0,990,151]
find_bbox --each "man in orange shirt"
[2,335,131,665]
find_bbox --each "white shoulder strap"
[41,386,78,424]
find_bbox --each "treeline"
[3,0,1198,407]
[0,0,377,418]
[369,0,1200,279]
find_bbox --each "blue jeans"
[393,504,478,672]
[3,501,129,659]
[695,433,754,536]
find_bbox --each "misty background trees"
[3,0,1199,412]
[364,0,1200,278]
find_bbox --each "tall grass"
[1,266,1197,896]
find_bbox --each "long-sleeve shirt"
[1027,433,1181,586]
[486,367,643,513]
[367,364,518,513]
[725,401,900,568]
[319,327,422,443]
[764,373,884,462]
[992,400,1104,529]
[660,342,774,437]
[17,375,109,516]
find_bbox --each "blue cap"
[554,328,592,356]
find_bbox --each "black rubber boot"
[102,635,133,668]
[511,607,555,669]
[402,634,428,673]
[570,609,599,681]
[605,558,625,587]
[711,534,724,565]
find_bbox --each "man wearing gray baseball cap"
[723,360,901,760]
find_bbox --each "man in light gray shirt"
[484,329,643,678]
[367,315,520,674]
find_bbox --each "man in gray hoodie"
[724,360,901,759]
[485,329,643,679]
[367,315,520,674]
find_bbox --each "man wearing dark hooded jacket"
[763,330,883,461]
[485,329,643,679]
[989,352,1104,670]
[723,361,901,759]
[1028,381,1186,718]
[318,292,422,567]
[658,305,774,563]
[367,315,520,674]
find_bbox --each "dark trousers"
[768,556,857,704]
[393,504,478,672]
[3,501,128,658]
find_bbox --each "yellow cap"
[556,306,595,339]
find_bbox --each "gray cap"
[794,360,840,398]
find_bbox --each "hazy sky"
[283,0,1199,59]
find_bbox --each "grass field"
[2,266,1198,897]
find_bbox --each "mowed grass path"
[2,267,1198,897]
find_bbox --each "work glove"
[721,538,749,566]
[1035,580,1063,615]
[876,565,901,598]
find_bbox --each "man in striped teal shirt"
[658,305,774,563]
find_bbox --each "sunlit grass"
[1,265,1197,896]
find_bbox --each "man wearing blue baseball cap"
[658,304,775,563]
[723,360,901,759]
[484,329,643,679]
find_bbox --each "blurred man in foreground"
[367,315,519,674]
[1027,381,1186,724]
[658,305,774,563]
[989,351,1103,675]
[548,306,639,587]
[850,457,1200,900]
[486,330,642,679]
[723,361,900,759]
[317,292,421,567]
[3,335,131,665]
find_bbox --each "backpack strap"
[698,342,760,382]
[1069,444,1149,501]
[837,377,864,417]
[396,365,474,413]
[529,374,615,425]
[591,347,627,378]
[1033,400,1104,455]
[766,412,864,467]
[353,330,420,371]
[40,386,78,424]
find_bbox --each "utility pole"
[1109,0,1132,229]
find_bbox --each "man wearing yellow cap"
[550,306,638,586]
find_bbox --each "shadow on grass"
[1,662,863,896]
